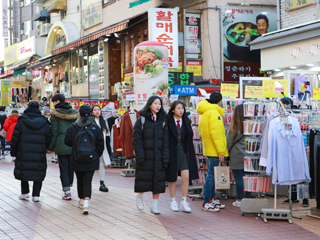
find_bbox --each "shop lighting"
[104,38,109,42]
[306,64,315,67]
[106,34,111,37]
[274,69,281,72]
[53,29,57,32]
[289,66,297,69]
[114,33,119,38]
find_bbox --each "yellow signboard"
[186,61,202,76]
[4,43,18,66]
[245,86,263,99]
[221,83,239,97]
[1,81,12,106]
[263,80,288,98]
[118,108,126,114]
[286,0,314,11]
[313,88,320,100]
[169,62,183,72]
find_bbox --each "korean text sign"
[262,80,288,98]
[221,83,239,97]
[185,13,201,54]
[186,60,202,76]
[313,88,320,100]
[245,86,263,99]
[168,72,194,85]
[148,8,178,69]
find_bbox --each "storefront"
[249,21,320,101]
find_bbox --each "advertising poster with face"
[134,42,169,111]
[222,6,277,82]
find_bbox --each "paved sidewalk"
[0,160,319,240]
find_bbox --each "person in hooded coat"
[133,96,169,215]
[11,101,52,202]
[3,109,19,142]
[65,105,104,215]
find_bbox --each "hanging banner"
[2,0,8,38]
[148,8,178,69]
[245,86,263,99]
[221,83,239,97]
[222,6,277,82]
[80,100,98,108]
[65,99,80,110]
[313,88,320,100]
[134,41,169,110]
[185,13,201,54]
[98,38,105,99]
[1,81,12,106]
[263,80,288,98]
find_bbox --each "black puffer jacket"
[0,112,7,130]
[64,116,104,172]
[11,108,52,182]
[133,113,169,194]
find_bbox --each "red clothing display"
[3,115,19,141]
[112,124,123,154]
[119,110,140,158]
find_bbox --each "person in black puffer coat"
[0,105,7,159]
[133,95,169,215]
[11,101,52,202]
[65,105,104,215]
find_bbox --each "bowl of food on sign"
[135,47,164,79]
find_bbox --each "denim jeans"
[232,169,251,200]
[58,155,74,191]
[203,157,220,204]
[0,136,5,155]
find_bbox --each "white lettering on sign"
[309,44,319,56]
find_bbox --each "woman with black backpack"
[65,105,104,214]
[133,96,169,214]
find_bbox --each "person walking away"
[133,96,169,214]
[3,110,19,161]
[11,101,52,202]
[166,101,198,213]
[226,104,251,207]
[92,105,111,192]
[48,94,78,200]
[196,92,228,212]
[0,106,7,159]
[65,105,104,214]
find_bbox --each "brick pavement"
[0,159,319,240]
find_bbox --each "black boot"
[99,181,109,192]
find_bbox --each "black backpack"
[72,123,96,162]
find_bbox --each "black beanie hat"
[208,92,222,104]
[79,105,91,123]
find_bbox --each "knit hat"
[79,105,91,123]
[208,92,222,104]
[11,110,19,114]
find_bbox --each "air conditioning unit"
[38,23,52,36]
[29,30,38,37]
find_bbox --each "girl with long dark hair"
[92,105,111,192]
[166,101,198,213]
[226,104,251,207]
[133,96,169,214]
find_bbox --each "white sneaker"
[32,197,40,202]
[19,194,30,200]
[136,195,144,210]
[202,203,220,212]
[78,199,84,209]
[82,199,89,215]
[180,201,192,213]
[170,201,179,212]
[213,199,225,209]
[151,205,160,214]
[232,200,242,207]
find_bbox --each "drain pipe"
[277,0,281,29]
[317,0,319,20]
[201,7,222,81]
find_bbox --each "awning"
[27,54,53,70]
[13,70,25,76]
[6,58,32,71]
[52,20,128,55]
[250,20,320,51]
[47,0,67,13]
[33,9,50,21]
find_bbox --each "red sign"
[65,99,80,110]
[100,101,119,110]
[224,62,267,82]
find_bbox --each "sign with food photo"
[134,41,169,110]
[222,6,277,82]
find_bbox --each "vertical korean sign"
[148,8,178,69]
[185,13,201,55]
[2,0,8,38]
[222,6,277,82]
[134,41,169,111]
[98,38,105,99]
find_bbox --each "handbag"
[226,134,244,161]
[214,162,230,190]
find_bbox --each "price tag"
[245,86,263,99]
[263,80,288,98]
[169,94,179,101]
[126,94,136,101]
[118,108,126,114]
[220,83,239,97]
[313,88,320,100]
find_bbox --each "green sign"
[168,72,194,86]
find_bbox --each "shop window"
[83,48,88,83]
[143,28,148,41]
[102,0,116,8]
[75,50,79,84]
[88,45,99,99]
[23,21,30,35]
[23,0,30,6]
[71,47,89,97]
[79,49,83,83]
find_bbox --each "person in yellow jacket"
[196,92,229,212]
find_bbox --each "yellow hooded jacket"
[196,100,229,157]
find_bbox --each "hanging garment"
[119,110,140,158]
[112,124,123,154]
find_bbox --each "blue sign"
[0,67,4,75]
[170,85,197,96]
